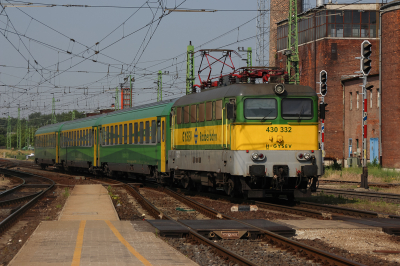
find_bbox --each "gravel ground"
[190,196,306,220]
[0,174,22,190]
[140,188,209,220]
[216,239,318,265]
[15,167,97,185]
[0,186,72,265]
[161,237,238,266]
[294,229,400,265]
[109,187,151,220]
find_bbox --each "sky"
[0,0,380,121]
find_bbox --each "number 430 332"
[266,127,292,133]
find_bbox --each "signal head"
[362,42,372,58]
[362,58,372,75]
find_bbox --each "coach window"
[134,123,138,144]
[216,100,222,120]
[86,129,88,146]
[281,98,313,120]
[119,125,122,145]
[206,102,212,121]
[129,123,132,144]
[115,125,119,145]
[190,105,196,123]
[81,130,83,146]
[74,131,77,146]
[162,120,165,142]
[106,126,109,145]
[145,121,150,144]
[124,124,128,144]
[177,107,182,124]
[199,103,205,122]
[89,129,92,146]
[151,120,156,143]
[110,126,113,145]
[184,106,190,124]
[139,122,144,144]
[157,121,161,143]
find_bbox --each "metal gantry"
[115,86,119,110]
[247,47,252,68]
[285,0,300,84]
[51,96,57,124]
[157,70,162,102]
[256,0,268,66]
[186,42,195,95]
[17,107,21,150]
[7,115,11,150]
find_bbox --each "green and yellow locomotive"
[35,82,322,199]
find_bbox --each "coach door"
[93,127,98,167]
[56,132,59,164]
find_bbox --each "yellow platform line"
[105,220,152,266]
[71,220,86,266]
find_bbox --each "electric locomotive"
[34,82,323,200]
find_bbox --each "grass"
[63,188,70,198]
[0,149,35,160]
[303,192,400,215]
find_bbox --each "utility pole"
[129,75,135,107]
[359,40,372,189]
[256,0,267,66]
[284,0,300,84]
[157,71,162,102]
[25,120,29,148]
[17,107,21,150]
[115,86,119,110]
[7,115,11,150]
[186,41,195,95]
[51,94,57,124]
[247,47,252,68]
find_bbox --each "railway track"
[317,187,400,203]
[0,168,55,236]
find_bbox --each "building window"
[350,92,352,111]
[377,88,380,108]
[370,90,373,108]
[356,92,359,110]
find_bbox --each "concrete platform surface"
[276,218,380,230]
[9,220,198,266]
[59,184,119,221]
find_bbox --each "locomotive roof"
[173,83,317,106]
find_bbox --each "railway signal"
[319,70,327,96]
[361,40,372,76]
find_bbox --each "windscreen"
[244,98,277,120]
[281,98,313,120]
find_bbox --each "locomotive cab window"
[244,98,277,120]
[281,98,313,120]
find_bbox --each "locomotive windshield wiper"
[261,109,273,121]
[297,105,304,122]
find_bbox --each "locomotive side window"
[134,123,138,144]
[281,98,313,120]
[184,106,189,123]
[151,120,156,143]
[216,100,222,120]
[212,102,216,120]
[244,98,277,120]
[177,107,182,124]
[139,122,144,144]
[119,125,123,145]
[206,102,212,121]
[190,105,196,123]
[145,121,150,144]
[124,124,128,144]
[129,123,133,144]
[199,103,205,122]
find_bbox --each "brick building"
[381,1,400,168]
[270,3,381,164]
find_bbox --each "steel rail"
[0,175,25,196]
[162,187,362,266]
[254,201,325,219]
[0,191,42,208]
[0,168,55,236]
[318,187,400,203]
[121,184,257,266]
[298,201,379,218]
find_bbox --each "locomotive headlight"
[251,153,259,160]
[274,84,285,95]
[304,153,311,160]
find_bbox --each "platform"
[9,184,198,266]
[59,184,119,221]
